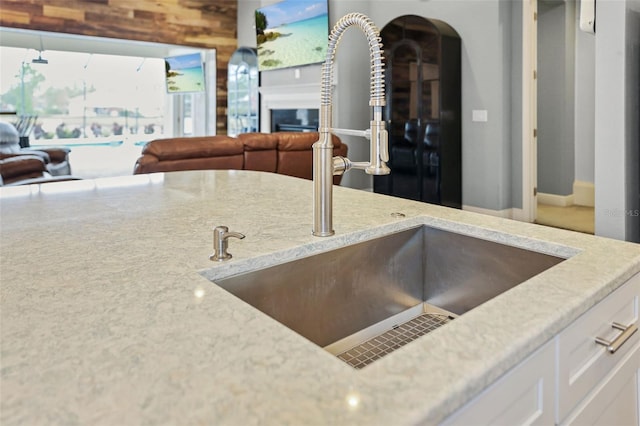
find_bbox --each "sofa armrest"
[133,154,160,174]
[38,147,71,164]
[238,132,279,172]
[0,155,48,185]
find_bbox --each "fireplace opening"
[271,109,319,132]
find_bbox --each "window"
[0,38,215,179]
[0,47,167,145]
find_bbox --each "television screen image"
[164,53,205,93]
[255,0,329,72]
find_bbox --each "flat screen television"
[255,0,329,72]
[164,52,206,94]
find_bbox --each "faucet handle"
[379,127,389,162]
[210,226,245,262]
[366,121,390,175]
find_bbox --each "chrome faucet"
[313,13,390,237]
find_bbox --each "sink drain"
[336,312,452,369]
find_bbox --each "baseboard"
[537,192,574,207]
[510,208,527,222]
[462,205,515,219]
[573,180,595,207]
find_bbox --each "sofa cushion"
[143,136,244,161]
[238,132,279,173]
[276,131,319,151]
[277,149,314,180]
[238,132,279,150]
[275,132,346,181]
[275,132,345,153]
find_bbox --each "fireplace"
[259,83,325,133]
[271,109,319,132]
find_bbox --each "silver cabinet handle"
[595,322,638,353]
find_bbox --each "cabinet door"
[556,274,640,422]
[560,340,639,425]
[440,339,555,426]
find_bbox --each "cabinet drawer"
[560,340,639,426]
[556,273,640,422]
[441,339,555,426]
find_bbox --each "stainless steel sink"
[212,225,565,368]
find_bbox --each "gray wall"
[370,0,520,210]
[238,0,522,210]
[511,1,523,211]
[320,0,372,190]
[237,0,261,48]
[626,6,640,242]
[594,0,640,241]
[537,0,575,196]
[574,11,595,185]
[238,0,372,189]
[238,0,639,240]
[532,0,596,197]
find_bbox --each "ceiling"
[0,27,201,58]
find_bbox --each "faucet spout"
[313,13,389,237]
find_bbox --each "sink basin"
[212,225,565,367]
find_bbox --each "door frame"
[521,0,538,223]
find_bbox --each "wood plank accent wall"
[0,0,238,134]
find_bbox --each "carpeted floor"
[535,203,595,234]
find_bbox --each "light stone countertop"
[1,170,639,425]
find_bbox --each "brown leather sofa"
[0,121,72,177]
[133,132,348,183]
[0,120,78,186]
[0,155,81,186]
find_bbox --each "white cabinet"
[557,273,639,425]
[440,339,556,426]
[560,341,639,425]
[441,273,640,426]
